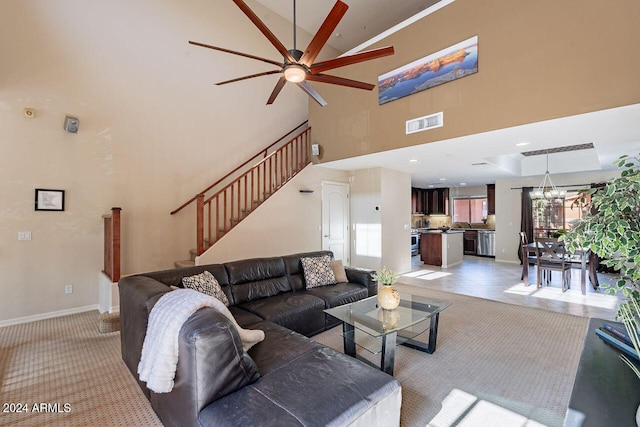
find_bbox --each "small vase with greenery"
[373,267,401,310]
[563,153,640,376]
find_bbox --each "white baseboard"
[0,304,99,328]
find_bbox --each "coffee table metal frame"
[325,293,451,376]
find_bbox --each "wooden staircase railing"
[172,123,312,256]
[103,207,121,282]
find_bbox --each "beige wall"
[309,0,640,162]
[381,168,412,274]
[349,168,411,273]
[350,169,382,270]
[0,0,340,323]
[494,170,620,264]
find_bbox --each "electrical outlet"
[65,285,73,294]
[18,231,32,241]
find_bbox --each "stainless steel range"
[411,231,420,256]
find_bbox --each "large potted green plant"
[563,153,640,422]
[563,153,640,297]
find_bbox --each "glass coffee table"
[324,292,451,376]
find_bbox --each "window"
[453,197,487,223]
[532,190,591,237]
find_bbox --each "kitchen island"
[420,230,464,268]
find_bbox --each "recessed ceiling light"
[409,159,418,163]
[515,142,530,147]
[439,178,446,181]
[460,182,467,186]
[428,184,435,188]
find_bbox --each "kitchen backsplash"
[411,215,451,229]
[411,214,496,229]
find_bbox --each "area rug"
[312,283,588,427]
[0,311,162,427]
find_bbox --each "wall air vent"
[406,112,443,135]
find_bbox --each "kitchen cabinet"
[420,233,442,266]
[463,230,478,255]
[420,231,464,268]
[411,187,425,214]
[487,184,495,215]
[412,187,449,215]
[429,188,449,215]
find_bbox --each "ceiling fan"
[189,0,394,106]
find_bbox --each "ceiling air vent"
[406,112,443,135]
[520,143,595,157]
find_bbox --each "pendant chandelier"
[530,151,566,199]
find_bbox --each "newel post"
[196,194,205,256]
[111,207,121,282]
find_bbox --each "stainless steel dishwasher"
[477,230,495,257]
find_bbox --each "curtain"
[518,187,534,263]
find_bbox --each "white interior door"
[322,182,350,265]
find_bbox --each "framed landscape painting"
[378,35,478,105]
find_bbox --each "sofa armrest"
[345,266,377,296]
[118,275,171,392]
[151,309,260,427]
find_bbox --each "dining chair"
[519,232,538,280]
[534,237,572,292]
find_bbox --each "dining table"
[521,242,599,295]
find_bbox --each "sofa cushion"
[303,282,369,309]
[182,271,229,306]
[331,259,348,283]
[225,257,292,304]
[142,264,234,305]
[301,255,336,289]
[283,250,334,291]
[198,333,402,427]
[238,293,326,337]
[247,321,324,375]
[228,306,264,328]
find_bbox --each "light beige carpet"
[0,284,587,427]
[0,311,162,427]
[314,283,588,427]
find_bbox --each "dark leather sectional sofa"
[119,250,402,426]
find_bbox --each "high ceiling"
[254,0,441,53]
[251,1,640,188]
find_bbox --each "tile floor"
[403,255,622,321]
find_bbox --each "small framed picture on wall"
[35,189,65,211]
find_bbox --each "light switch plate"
[18,231,32,241]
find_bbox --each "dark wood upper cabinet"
[412,187,424,214]
[412,187,449,215]
[487,184,495,215]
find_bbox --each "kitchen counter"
[419,231,464,268]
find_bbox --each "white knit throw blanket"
[137,288,264,393]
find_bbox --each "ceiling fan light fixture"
[284,65,306,83]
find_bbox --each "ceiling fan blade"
[267,76,287,105]
[300,0,348,66]
[305,73,375,91]
[216,70,282,86]
[310,46,395,74]
[296,81,328,107]
[189,41,283,67]
[232,0,295,63]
